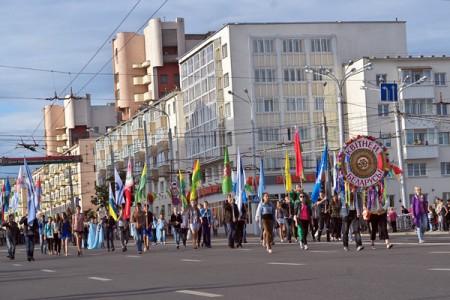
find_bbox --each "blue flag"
[257,159,265,202]
[4,177,11,213]
[114,167,124,206]
[311,145,328,203]
[236,148,246,216]
[24,158,36,226]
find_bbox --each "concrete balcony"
[400,85,434,99]
[133,75,152,86]
[133,91,153,102]
[132,60,151,69]
[403,145,439,160]
[56,133,68,141]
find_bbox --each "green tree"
[90,183,108,209]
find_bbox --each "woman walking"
[275,201,286,243]
[256,192,276,253]
[330,192,342,241]
[72,205,85,256]
[411,186,428,243]
[52,213,62,256]
[188,200,201,249]
[60,212,72,256]
[44,216,54,255]
[294,192,312,250]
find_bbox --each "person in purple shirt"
[411,186,428,243]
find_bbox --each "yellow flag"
[285,151,292,191]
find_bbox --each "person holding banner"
[19,209,38,261]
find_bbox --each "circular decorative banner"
[338,135,390,188]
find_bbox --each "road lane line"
[267,262,304,266]
[176,290,223,297]
[429,268,450,271]
[429,252,450,254]
[126,255,141,258]
[181,259,202,262]
[309,250,337,253]
[12,264,22,267]
[88,277,112,281]
[42,269,56,273]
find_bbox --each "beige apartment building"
[14,95,116,217]
[94,92,185,217]
[113,17,209,121]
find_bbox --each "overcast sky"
[0,0,449,177]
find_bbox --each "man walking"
[19,210,39,261]
[38,214,47,254]
[223,194,239,249]
[2,214,19,260]
[132,202,146,254]
[200,201,212,248]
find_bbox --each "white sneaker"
[304,245,309,250]
[344,247,349,252]
[419,240,425,244]
[262,242,266,247]
[299,242,304,250]
[268,249,272,254]
[357,246,364,251]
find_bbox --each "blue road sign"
[380,83,398,101]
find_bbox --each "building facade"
[346,56,450,209]
[112,18,209,121]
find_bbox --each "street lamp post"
[305,61,373,147]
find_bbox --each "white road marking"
[429,252,450,254]
[267,262,304,266]
[88,277,112,281]
[176,290,223,298]
[429,268,450,271]
[42,269,56,273]
[126,255,141,258]
[309,250,337,253]
[236,248,252,251]
[181,259,202,262]
[12,264,22,267]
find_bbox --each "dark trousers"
[343,210,362,248]
[370,213,389,241]
[331,217,342,239]
[180,228,188,246]
[236,220,245,246]
[310,218,319,240]
[53,233,61,254]
[201,219,211,247]
[285,218,294,242]
[197,226,202,246]
[298,219,310,245]
[226,222,237,248]
[318,212,330,241]
[106,228,115,250]
[25,235,35,258]
[6,235,16,257]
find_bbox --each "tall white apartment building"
[346,56,450,209]
[178,21,408,208]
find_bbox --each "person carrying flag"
[19,209,38,261]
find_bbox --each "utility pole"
[143,120,150,208]
[322,109,332,197]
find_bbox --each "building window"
[441,162,450,175]
[407,163,426,177]
[435,72,446,86]
[224,73,230,88]
[378,104,390,117]
[406,129,435,145]
[254,69,276,83]
[226,131,233,145]
[380,133,392,148]
[286,97,307,112]
[225,102,231,117]
[174,74,180,85]
[287,126,308,141]
[439,132,449,145]
[258,128,280,142]
[315,97,324,111]
[404,98,433,115]
[256,98,279,112]
[282,39,303,53]
[376,74,387,86]
[283,68,305,82]
[222,44,228,58]
[311,38,331,52]
[252,39,274,53]
[437,102,448,115]
[160,74,168,84]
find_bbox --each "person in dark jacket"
[170,207,183,249]
[223,194,239,249]
[2,214,19,260]
[19,210,38,261]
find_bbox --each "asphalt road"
[1,232,450,300]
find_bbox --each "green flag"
[222,145,232,194]
[136,164,147,203]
